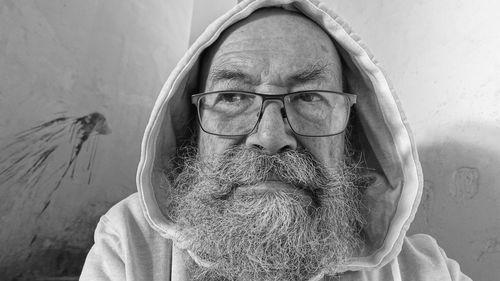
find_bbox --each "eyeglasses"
[191,90,356,137]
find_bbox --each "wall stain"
[477,237,500,261]
[9,203,110,281]
[421,180,434,225]
[450,167,479,202]
[0,112,111,216]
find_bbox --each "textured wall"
[324,1,500,280]
[190,0,236,44]
[0,0,192,279]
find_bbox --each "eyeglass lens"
[198,92,350,136]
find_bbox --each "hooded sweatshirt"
[80,0,472,280]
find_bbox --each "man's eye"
[216,93,249,104]
[205,92,257,115]
[292,92,323,103]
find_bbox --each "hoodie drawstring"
[390,258,402,281]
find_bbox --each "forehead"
[219,10,331,50]
[199,8,341,90]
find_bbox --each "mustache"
[174,146,344,202]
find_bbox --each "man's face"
[169,9,364,281]
[198,9,345,173]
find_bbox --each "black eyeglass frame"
[191,90,357,137]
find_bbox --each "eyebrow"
[287,62,331,84]
[208,68,258,86]
[208,61,332,87]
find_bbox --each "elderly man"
[81,0,471,280]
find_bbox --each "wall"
[0,0,192,279]
[190,0,236,44]
[324,1,500,280]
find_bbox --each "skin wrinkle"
[174,8,363,281]
[208,61,335,92]
[288,61,332,85]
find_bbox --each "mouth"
[247,180,296,193]
[239,173,296,193]
[228,178,319,207]
[234,179,310,197]
[264,173,280,181]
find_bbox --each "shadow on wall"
[0,113,112,280]
[409,122,500,281]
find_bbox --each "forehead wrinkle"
[287,61,334,85]
[208,60,338,90]
[200,9,342,91]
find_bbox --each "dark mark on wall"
[421,180,434,225]
[0,112,111,216]
[29,235,38,247]
[477,237,500,261]
[450,167,480,202]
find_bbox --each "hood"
[136,0,423,278]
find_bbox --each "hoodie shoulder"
[102,192,173,250]
[104,193,148,231]
[341,234,472,281]
[397,234,472,281]
[81,193,173,281]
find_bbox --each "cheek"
[197,128,345,169]
[299,134,345,169]
[198,130,238,159]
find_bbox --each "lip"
[264,173,280,181]
[234,180,309,197]
[248,180,295,192]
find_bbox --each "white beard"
[167,146,366,281]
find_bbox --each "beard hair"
[166,145,366,281]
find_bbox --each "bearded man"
[81,0,471,280]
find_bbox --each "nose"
[245,101,297,154]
